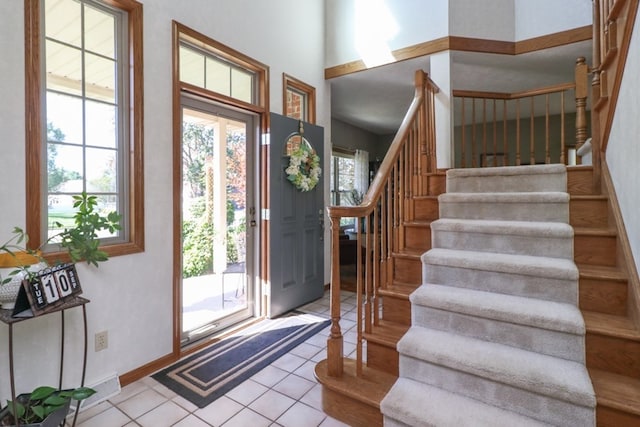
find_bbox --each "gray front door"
[269,113,324,318]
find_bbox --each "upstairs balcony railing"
[452,57,589,169]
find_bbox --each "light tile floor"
[71,290,359,427]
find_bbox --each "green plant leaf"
[42,394,67,406]
[67,387,96,401]
[6,399,26,419]
[30,386,57,401]
[31,404,46,420]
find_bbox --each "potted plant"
[0,192,121,308]
[0,385,95,427]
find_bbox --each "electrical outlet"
[95,330,108,352]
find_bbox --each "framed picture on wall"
[480,153,506,167]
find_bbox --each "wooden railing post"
[327,213,343,377]
[575,56,589,151]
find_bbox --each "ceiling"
[330,40,593,135]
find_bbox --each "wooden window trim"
[24,0,145,261]
[283,73,316,124]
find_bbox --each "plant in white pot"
[0,192,121,309]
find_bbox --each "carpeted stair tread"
[431,218,574,258]
[422,248,578,280]
[589,368,640,416]
[411,284,585,335]
[381,378,552,427]
[397,327,596,407]
[446,164,567,194]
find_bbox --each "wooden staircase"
[317,165,640,426]
[570,166,640,427]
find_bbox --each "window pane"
[84,4,115,58]
[85,52,116,102]
[286,88,305,121]
[180,46,205,87]
[337,157,355,191]
[47,92,83,144]
[46,40,82,96]
[231,68,252,103]
[48,143,84,192]
[86,147,117,193]
[45,0,81,47]
[205,57,231,96]
[85,100,116,148]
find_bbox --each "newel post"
[327,211,344,377]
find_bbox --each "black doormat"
[152,313,330,408]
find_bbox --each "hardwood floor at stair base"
[314,358,395,427]
[322,384,383,427]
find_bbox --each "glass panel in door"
[180,98,255,344]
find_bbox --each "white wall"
[0,0,327,399]
[514,0,592,40]
[449,0,515,40]
[325,0,449,67]
[605,6,640,277]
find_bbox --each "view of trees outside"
[181,119,246,278]
[46,118,119,239]
[330,154,357,227]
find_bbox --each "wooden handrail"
[325,70,438,378]
[453,82,575,100]
[589,0,639,192]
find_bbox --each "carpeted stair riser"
[396,328,595,426]
[431,218,574,259]
[445,164,568,194]
[438,192,570,223]
[411,285,585,362]
[381,378,551,427]
[422,248,579,304]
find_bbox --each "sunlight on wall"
[354,0,398,68]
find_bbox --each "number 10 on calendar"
[27,264,82,312]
